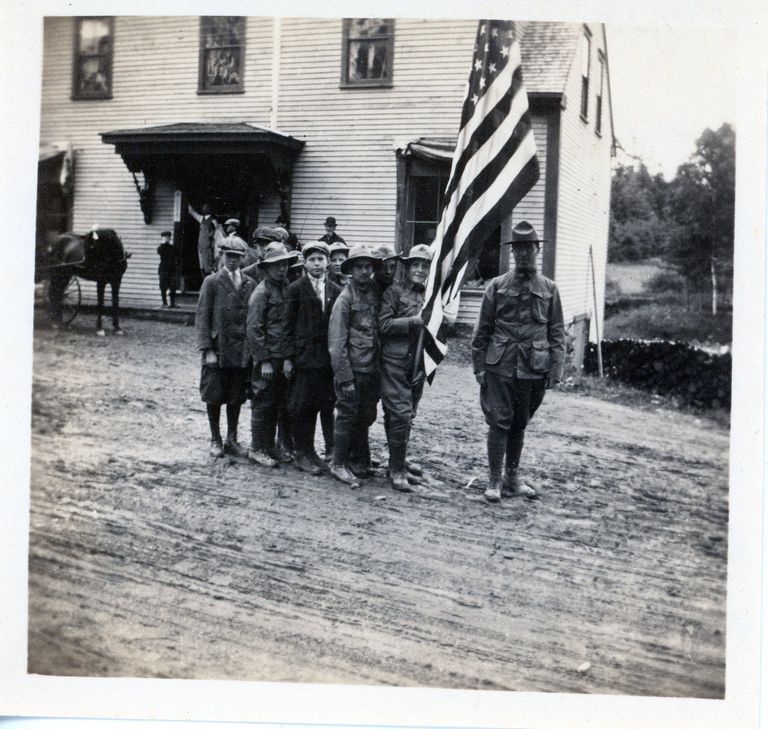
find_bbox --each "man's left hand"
[283,360,294,379]
[545,376,560,389]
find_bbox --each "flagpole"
[589,245,604,378]
[412,326,426,383]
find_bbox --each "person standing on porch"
[471,221,565,503]
[195,237,256,459]
[318,216,346,246]
[156,230,179,308]
[187,202,216,276]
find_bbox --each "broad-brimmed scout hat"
[219,237,248,256]
[401,243,434,263]
[371,243,398,261]
[252,226,277,244]
[341,246,382,274]
[504,220,546,245]
[224,218,241,229]
[328,241,350,256]
[257,241,299,268]
[302,241,330,259]
[290,253,305,269]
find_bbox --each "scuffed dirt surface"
[28,317,729,697]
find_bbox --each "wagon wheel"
[60,275,81,325]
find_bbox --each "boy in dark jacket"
[157,231,178,308]
[246,241,298,467]
[195,238,256,458]
[284,242,342,474]
[327,247,382,487]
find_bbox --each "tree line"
[609,123,735,313]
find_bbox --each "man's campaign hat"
[503,220,546,245]
[257,241,299,268]
[341,246,382,274]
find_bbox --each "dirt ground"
[27,315,729,698]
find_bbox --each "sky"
[605,24,742,179]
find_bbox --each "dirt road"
[27,317,729,697]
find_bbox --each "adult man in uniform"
[471,221,565,503]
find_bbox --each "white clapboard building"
[37,16,614,335]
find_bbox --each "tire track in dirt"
[27,319,728,696]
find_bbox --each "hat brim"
[400,253,433,263]
[340,256,382,275]
[257,252,299,268]
[503,238,547,245]
[220,249,246,257]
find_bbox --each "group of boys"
[195,216,566,503]
[195,217,436,493]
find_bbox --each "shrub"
[643,269,687,294]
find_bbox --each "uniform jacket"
[328,280,380,384]
[246,277,290,364]
[284,274,341,370]
[471,271,565,380]
[378,282,425,367]
[196,268,256,368]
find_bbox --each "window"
[404,165,448,248]
[341,19,393,87]
[596,55,606,135]
[199,16,245,93]
[579,30,591,120]
[72,17,113,100]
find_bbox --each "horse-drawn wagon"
[35,228,130,334]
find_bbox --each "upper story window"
[199,16,245,94]
[72,17,113,100]
[579,29,591,120]
[341,19,394,88]
[596,54,606,135]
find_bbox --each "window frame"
[340,18,394,89]
[198,16,246,95]
[72,16,114,101]
[595,53,606,136]
[579,27,592,122]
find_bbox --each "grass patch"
[603,302,732,345]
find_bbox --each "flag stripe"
[420,19,540,381]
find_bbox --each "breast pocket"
[531,290,552,323]
[495,289,523,321]
[351,302,373,334]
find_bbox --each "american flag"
[421,19,540,378]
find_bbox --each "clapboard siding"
[39,17,611,318]
[554,23,612,336]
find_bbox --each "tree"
[608,162,669,262]
[667,123,735,314]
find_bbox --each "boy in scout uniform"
[471,221,565,503]
[246,241,298,467]
[195,238,257,458]
[378,244,433,492]
[327,247,382,486]
[371,243,399,298]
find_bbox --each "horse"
[47,229,130,335]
